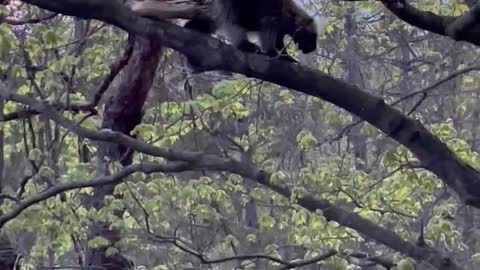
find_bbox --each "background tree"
[2,0,480,269]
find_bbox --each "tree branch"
[379,0,480,45]
[13,0,480,209]
[445,3,480,39]
[0,90,464,270]
[0,162,192,228]
[149,230,336,269]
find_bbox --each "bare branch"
[0,90,462,270]
[11,0,480,211]
[147,232,336,269]
[0,161,191,228]
[277,250,337,270]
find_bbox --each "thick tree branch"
[464,0,477,9]
[19,0,480,209]
[445,3,480,39]
[0,90,464,270]
[379,0,480,44]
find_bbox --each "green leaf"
[291,187,308,203]
[259,215,276,230]
[246,234,257,243]
[470,253,480,264]
[270,171,288,185]
[395,258,414,270]
[88,236,111,248]
[38,166,55,179]
[132,123,158,140]
[296,130,318,150]
[105,247,119,257]
[28,148,43,163]
[45,30,59,48]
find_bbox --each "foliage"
[2,0,480,270]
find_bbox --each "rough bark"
[19,0,480,210]
[83,36,163,270]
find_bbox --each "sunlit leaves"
[270,171,288,186]
[224,234,239,246]
[277,89,294,105]
[42,29,60,49]
[246,233,257,243]
[430,120,480,168]
[471,253,480,266]
[227,173,242,185]
[2,1,478,268]
[105,246,120,257]
[62,161,96,183]
[240,259,256,270]
[431,119,457,141]
[291,209,308,226]
[132,123,160,141]
[324,22,335,36]
[225,174,246,194]
[395,258,415,270]
[3,100,19,114]
[88,236,111,249]
[203,80,252,119]
[451,1,469,16]
[78,114,101,130]
[356,0,382,13]
[291,186,308,203]
[296,129,318,150]
[10,64,26,79]
[80,44,113,81]
[319,257,348,270]
[259,214,276,230]
[250,187,268,202]
[17,85,31,95]
[28,148,42,162]
[38,165,55,179]
[261,158,277,173]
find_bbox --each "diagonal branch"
[445,3,480,39]
[148,231,337,270]
[0,161,192,228]
[0,89,464,270]
[378,0,480,45]
[14,0,480,209]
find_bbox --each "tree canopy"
[2,0,480,269]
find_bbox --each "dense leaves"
[2,0,480,270]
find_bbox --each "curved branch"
[445,3,480,39]
[0,162,191,228]
[17,0,480,209]
[0,90,464,270]
[150,231,335,269]
[379,0,480,45]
